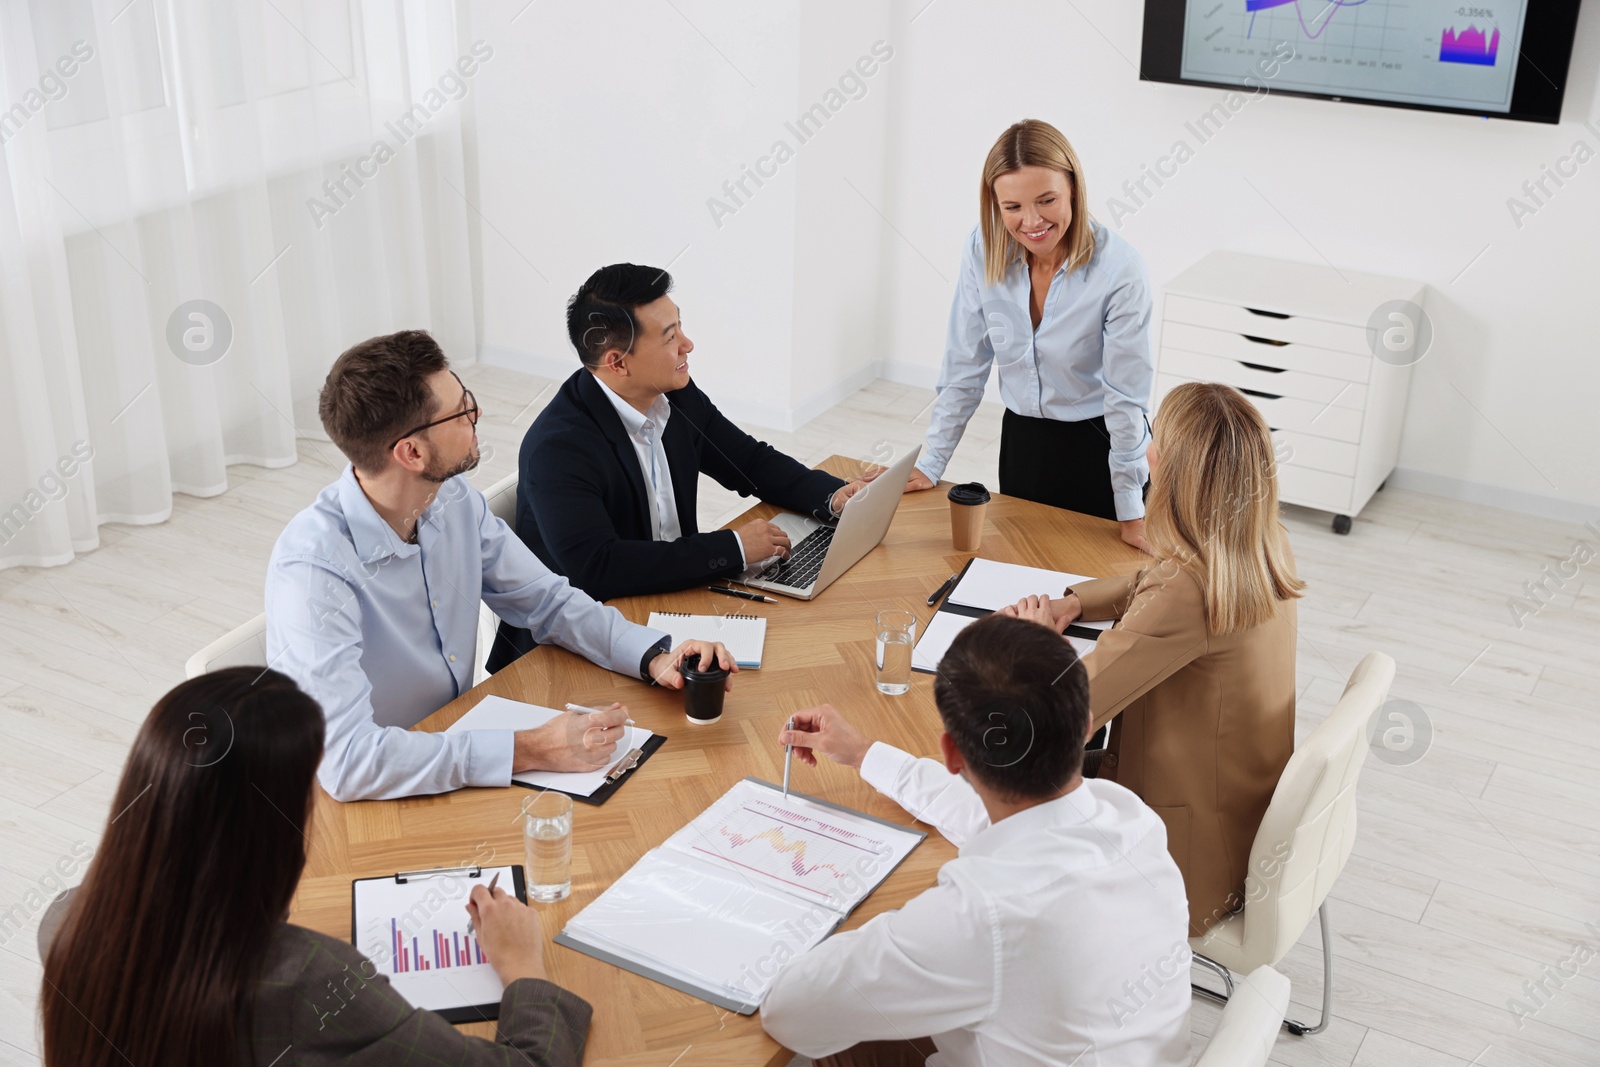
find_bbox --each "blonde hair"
[1145,382,1306,636]
[979,120,1096,286]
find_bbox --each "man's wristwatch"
[640,638,671,683]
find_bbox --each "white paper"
[912,611,978,673]
[648,611,767,669]
[665,779,922,913]
[1067,634,1098,660]
[916,611,1097,674]
[444,695,653,797]
[563,849,828,1009]
[948,559,1113,632]
[352,865,517,1011]
[560,780,924,1008]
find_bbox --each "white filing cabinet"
[1155,251,1426,534]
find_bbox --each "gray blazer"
[39,891,592,1066]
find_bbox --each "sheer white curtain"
[0,0,477,571]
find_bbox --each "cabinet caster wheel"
[1332,514,1352,535]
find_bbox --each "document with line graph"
[554,777,925,1013]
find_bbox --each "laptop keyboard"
[767,525,835,589]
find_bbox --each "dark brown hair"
[319,330,449,472]
[40,668,325,1067]
[933,614,1089,799]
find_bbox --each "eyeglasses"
[389,372,480,450]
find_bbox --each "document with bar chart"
[556,778,925,1013]
[351,864,523,1021]
[1178,0,1529,113]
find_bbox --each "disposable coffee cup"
[680,652,729,725]
[947,482,991,552]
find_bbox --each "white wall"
[877,0,1600,516]
[465,0,1600,514]
[464,0,891,431]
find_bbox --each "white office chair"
[184,612,269,678]
[475,472,520,685]
[1189,651,1396,1036]
[1194,965,1292,1067]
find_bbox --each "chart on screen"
[1178,0,1530,114]
[669,780,923,910]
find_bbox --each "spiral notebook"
[648,611,768,669]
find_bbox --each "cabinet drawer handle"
[1241,334,1289,346]
[1239,361,1286,374]
[1239,388,1282,400]
[1244,307,1291,319]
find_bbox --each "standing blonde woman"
[1004,382,1305,936]
[907,119,1155,551]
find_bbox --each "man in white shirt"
[762,614,1192,1066]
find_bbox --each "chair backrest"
[184,612,269,678]
[475,472,519,686]
[483,471,518,527]
[1217,651,1395,965]
[1194,965,1291,1067]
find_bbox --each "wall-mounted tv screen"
[1140,0,1584,123]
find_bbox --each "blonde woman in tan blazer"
[1003,381,1304,937]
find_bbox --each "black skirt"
[998,409,1140,522]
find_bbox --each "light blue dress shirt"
[918,222,1154,521]
[265,466,668,802]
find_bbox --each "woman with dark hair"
[38,667,591,1067]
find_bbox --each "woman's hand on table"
[779,704,872,770]
[1119,518,1151,554]
[648,639,737,690]
[903,469,936,492]
[467,882,547,985]
[997,592,1082,635]
[998,594,1069,634]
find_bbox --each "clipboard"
[350,864,527,1024]
[511,732,668,806]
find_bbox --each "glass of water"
[875,609,916,696]
[522,790,573,903]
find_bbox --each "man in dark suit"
[488,263,869,673]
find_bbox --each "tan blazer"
[1073,529,1297,937]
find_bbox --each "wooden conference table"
[289,456,1146,1065]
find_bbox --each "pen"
[709,586,777,604]
[467,871,500,934]
[565,702,636,726]
[782,716,795,799]
[927,572,959,607]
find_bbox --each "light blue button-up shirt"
[917,222,1154,521]
[265,466,668,801]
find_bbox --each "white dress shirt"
[762,743,1192,1067]
[596,380,745,564]
[265,466,669,802]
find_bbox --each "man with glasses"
[266,330,734,802]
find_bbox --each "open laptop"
[741,446,921,601]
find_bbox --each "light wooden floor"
[0,364,1596,1067]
